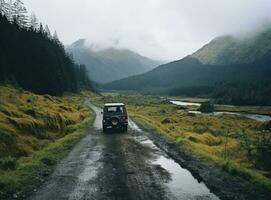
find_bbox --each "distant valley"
[103,26,271,105]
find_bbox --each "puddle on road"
[130,120,219,200]
[89,103,220,199]
[128,119,142,132]
[68,146,103,200]
[154,156,219,199]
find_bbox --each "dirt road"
[27,102,219,200]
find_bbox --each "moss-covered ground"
[0,85,96,198]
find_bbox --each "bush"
[240,130,271,169]
[161,118,177,124]
[0,157,17,170]
[261,121,271,131]
[193,125,208,133]
[198,102,214,113]
[255,131,271,168]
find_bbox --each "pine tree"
[13,0,28,28]
[55,31,65,50]
[39,22,44,34]
[44,24,51,39]
[53,30,61,45]
[5,0,15,22]
[0,0,8,16]
[29,12,39,31]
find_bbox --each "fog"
[24,0,271,61]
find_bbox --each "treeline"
[169,81,271,106]
[104,57,271,106]
[0,0,93,95]
[212,81,271,105]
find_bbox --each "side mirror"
[101,111,103,114]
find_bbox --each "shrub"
[255,131,271,168]
[198,102,214,113]
[161,118,177,124]
[0,157,17,170]
[193,125,208,133]
[261,121,271,131]
[240,130,271,169]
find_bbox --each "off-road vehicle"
[102,103,128,132]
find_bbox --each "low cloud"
[24,0,271,61]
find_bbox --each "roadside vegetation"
[0,85,96,199]
[96,93,271,191]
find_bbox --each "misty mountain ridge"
[66,39,162,83]
[104,26,271,105]
[191,25,271,65]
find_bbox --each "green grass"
[100,92,271,115]
[0,86,97,199]
[0,115,93,199]
[218,159,271,189]
[215,105,271,115]
[0,86,95,158]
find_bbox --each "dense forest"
[0,0,93,95]
[169,80,271,105]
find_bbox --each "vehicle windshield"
[105,106,125,113]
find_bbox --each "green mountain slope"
[103,28,271,105]
[66,39,162,83]
[104,57,270,90]
[191,27,271,65]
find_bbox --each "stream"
[170,100,271,122]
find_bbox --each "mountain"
[103,57,270,92]
[191,27,271,65]
[103,27,271,105]
[66,39,162,83]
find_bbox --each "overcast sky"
[24,0,271,61]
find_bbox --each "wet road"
[28,102,219,200]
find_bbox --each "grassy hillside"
[95,93,271,191]
[0,86,95,199]
[66,39,162,83]
[191,26,271,65]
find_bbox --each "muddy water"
[130,121,219,200]
[171,100,271,122]
[189,111,271,122]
